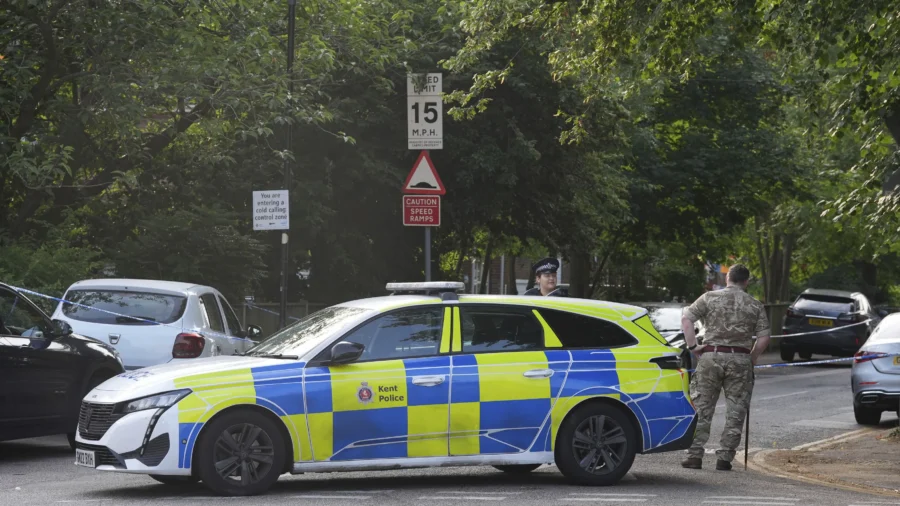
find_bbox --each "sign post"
[406,72,444,281]
[253,189,290,326]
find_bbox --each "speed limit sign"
[407,73,443,150]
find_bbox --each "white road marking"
[425,497,507,501]
[757,391,809,401]
[791,428,870,450]
[567,493,657,497]
[790,419,857,429]
[702,502,797,506]
[289,495,372,499]
[561,500,647,503]
[431,491,519,495]
[705,498,799,501]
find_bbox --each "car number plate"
[894,356,900,366]
[75,449,95,468]
[808,318,833,327]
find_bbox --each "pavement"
[1,351,899,506]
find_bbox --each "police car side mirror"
[329,341,365,365]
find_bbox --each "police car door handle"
[411,375,445,386]
[523,369,553,379]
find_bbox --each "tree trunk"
[753,216,770,303]
[479,235,494,294]
[568,252,590,299]
[778,234,794,302]
[506,255,518,295]
[454,233,470,280]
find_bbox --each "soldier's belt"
[701,345,751,354]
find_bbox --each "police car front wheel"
[195,410,287,496]
[555,403,637,486]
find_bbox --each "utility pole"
[280,0,296,329]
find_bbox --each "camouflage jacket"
[683,286,771,349]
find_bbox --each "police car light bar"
[385,282,465,294]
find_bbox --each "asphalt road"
[1,355,898,506]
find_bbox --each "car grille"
[78,402,120,440]
[75,442,124,468]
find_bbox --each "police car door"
[303,306,451,461]
[448,304,567,456]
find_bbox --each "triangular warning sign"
[402,151,446,195]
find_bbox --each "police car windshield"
[246,306,369,358]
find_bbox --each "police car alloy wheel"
[555,403,637,485]
[195,410,287,496]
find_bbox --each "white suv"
[51,279,260,369]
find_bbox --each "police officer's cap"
[533,257,560,275]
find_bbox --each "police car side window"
[537,309,637,349]
[338,307,443,361]
[459,307,543,352]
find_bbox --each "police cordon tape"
[9,284,255,344]
[9,284,899,368]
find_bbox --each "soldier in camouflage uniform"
[680,264,771,471]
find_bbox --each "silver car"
[851,313,900,425]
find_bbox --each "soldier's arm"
[682,295,708,350]
[751,304,772,364]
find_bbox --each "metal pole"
[280,0,296,329]
[425,227,431,281]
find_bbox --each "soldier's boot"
[716,460,732,471]
[681,457,702,469]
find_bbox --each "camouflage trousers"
[687,352,754,462]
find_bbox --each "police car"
[74,283,696,496]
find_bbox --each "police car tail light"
[173,332,205,358]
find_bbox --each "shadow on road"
[0,437,71,463]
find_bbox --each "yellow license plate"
[808,318,833,327]
[894,356,900,366]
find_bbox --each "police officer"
[680,264,770,471]
[523,258,568,297]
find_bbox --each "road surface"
[1,357,897,506]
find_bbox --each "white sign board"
[407,73,443,150]
[252,190,289,231]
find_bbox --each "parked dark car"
[781,288,885,362]
[0,282,125,449]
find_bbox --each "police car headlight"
[119,389,191,414]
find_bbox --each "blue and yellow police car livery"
[74,282,696,496]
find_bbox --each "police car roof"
[337,294,647,321]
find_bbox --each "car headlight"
[120,389,191,414]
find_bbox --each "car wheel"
[555,403,637,486]
[150,475,200,485]
[493,464,542,474]
[196,410,286,496]
[780,347,795,362]
[853,404,881,425]
[799,352,812,360]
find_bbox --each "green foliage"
[0,239,103,312]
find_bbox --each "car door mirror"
[878,309,888,318]
[51,319,73,337]
[329,341,365,365]
[246,325,263,340]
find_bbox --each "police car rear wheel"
[492,464,542,474]
[196,410,286,496]
[555,404,636,486]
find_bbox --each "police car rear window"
[537,309,637,349]
[62,290,187,325]
[460,307,543,352]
